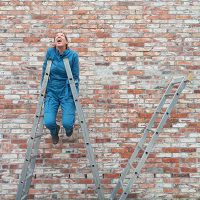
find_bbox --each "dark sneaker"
[66,129,73,137]
[52,135,59,145]
[51,125,60,144]
[56,125,60,135]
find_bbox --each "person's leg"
[61,97,76,136]
[44,96,60,138]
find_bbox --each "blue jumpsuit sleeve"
[72,52,80,93]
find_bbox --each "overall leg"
[61,97,76,137]
[44,96,60,137]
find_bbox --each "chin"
[56,44,64,47]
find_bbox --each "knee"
[44,117,56,129]
[62,117,74,131]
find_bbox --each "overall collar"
[55,47,70,58]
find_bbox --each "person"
[41,32,80,144]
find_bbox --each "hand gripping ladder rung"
[109,76,187,200]
[16,60,52,200]
[63,58,105,200]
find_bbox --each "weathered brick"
[23,37,40,43]
[1,0,200,199]
[162,158,180,163]
[181,167,197,173]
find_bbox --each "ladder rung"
[35,115,44,118]
[138,144,145,151]
[156,111,170,115]
[128,161,135,170]
[165,93,174,97]
[25,173,33,181]
[146,128,154,133]
[35,93,45,96]
[97,185,102,190]
[156,111,165,114]
[30,154,38,159]
[33,133,46,139]
[128,161,139,173]
[21,194,28,200]
[171,77,184,85]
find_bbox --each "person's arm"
[72,52,80,93]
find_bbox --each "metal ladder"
[109,76,188,200]
[16,58,105,200]
[63,58,105,199]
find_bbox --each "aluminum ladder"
[16,58,105,200]
[109,76,188,200]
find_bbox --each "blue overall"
[41,47,79,137]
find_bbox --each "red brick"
[162,148,180,153]
[127,193,138,198]
[181,158,196,163]
[162,158,180,163]
[194,90,200,93]
[111,148,129,154]
[103,173,120,179]
[163,167,179,173]
[128,89,144,94]
[24,37,40,43]
[129,42,145,47]
[173,194,191,198]
[128,70,144,75]
[11,139,27,144]
[120,122,138,128]
[172,173,190,178]
[121,56,136,61]
[32,15,47,20]
[181,167,197,173]
[95,138,111,143]
[73,10,89,15]
[180,148,196,153]
[77,179,93,184]
[32,179,60,184]
[170,113,188,118]
[177,61,193,66]
[138,112,152,118]
[96,31,110,38]
[70,154,86,158]
[120,152,132,158]
[104,85,119,90]
[164,188,179,193]
[147,14,175,20]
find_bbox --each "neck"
[56,46,66,54]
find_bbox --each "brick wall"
[1,0,200,199]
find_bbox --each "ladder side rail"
[109,80,175,200]
[119,78,187,200]
[22,115,45,199]
[25,60,51,160]
[29,60,52,139]
[128,79,177,163]
[16,60,52,200]
[63,59,105,200]
[63,59,99,168]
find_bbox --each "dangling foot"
[65,128,73,137]
[66,129,79,143]
[51,125,60,144]
[52,135,59,145]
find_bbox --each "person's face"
[55,32,68,48]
